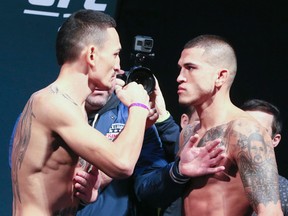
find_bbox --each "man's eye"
[187,66,194,71]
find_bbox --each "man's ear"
[215,69,228,87]
[272,133,281,147]
[87,46,96,66]
[180,114,189,129]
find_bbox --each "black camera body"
[118,66,155,95]
[117,35,156,95]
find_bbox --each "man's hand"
[145,108,159,129]
[74,166,101,204]
[149,76,168,118]
[115,81,149,109]
[145,76,170,128]
[179,134,226,177]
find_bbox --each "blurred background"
[1,1,287,215]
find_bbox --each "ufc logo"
[24,0,107,18]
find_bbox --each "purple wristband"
[128,102,149,111]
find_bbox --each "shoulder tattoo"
[50,84,78,106]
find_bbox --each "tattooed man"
[11,9,151,216]
[241,99,288,215]
[176,35,283,216]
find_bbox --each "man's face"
[176,47,217,107]
[249,139,266,163]
[92,27,122,90]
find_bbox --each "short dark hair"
[184,35,237,86]
[241,99,282,137]
[56,9,116,65]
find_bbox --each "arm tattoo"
[12,97,35,203]
[194,121,279,210]
[236,130,279,209]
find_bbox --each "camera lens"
[144,39,153,48]
[127,67,155,95]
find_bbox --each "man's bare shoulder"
[29,85,84,127]
[33,85,78,109]
[228,113,264,136]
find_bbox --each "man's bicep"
[50,106,111,163]
[235,129,280,212]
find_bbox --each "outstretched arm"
[134,133,226,208]
[46,81,150,179]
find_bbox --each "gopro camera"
[117,35,156,95]
[134,35,154,53]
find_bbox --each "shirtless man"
[176,35,283,215]
[11,10,151,216]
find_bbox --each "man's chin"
[178,99,190,107]
[178,98,185,105]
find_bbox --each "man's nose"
[117,69,125,75]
